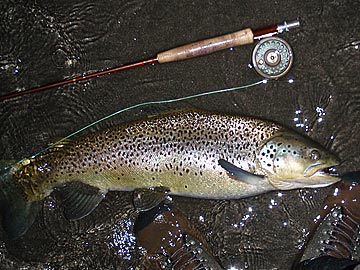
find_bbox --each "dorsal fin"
[48,137,74,149]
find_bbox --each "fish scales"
[15,110,281,200]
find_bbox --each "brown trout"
[0,110,340,238]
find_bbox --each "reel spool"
[252,37,293,79]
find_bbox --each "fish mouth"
[299,163,340,188]
[304,161,339,178]
[277,162,340,189]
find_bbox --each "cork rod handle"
[157,28,254,63]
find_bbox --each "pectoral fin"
[218,159,264,185]
[55,182,106,220]
[133,186,170,212]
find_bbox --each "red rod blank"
[0,58,158,101]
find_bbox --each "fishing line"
[24,79,267,161]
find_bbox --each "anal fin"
[55,181,106,220]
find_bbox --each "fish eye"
[310,149,321,160]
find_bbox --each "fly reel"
[252,37,293,79]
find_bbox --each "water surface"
[0,0,359,269]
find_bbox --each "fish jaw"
[271,173,340,190]
[267,155,340,190]
[304,160,338,177]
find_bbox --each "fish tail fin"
[0,160,39,239]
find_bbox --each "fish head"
[257,130,340,190]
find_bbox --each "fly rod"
[0,20,300,102]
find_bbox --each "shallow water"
[0,0,359,269]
